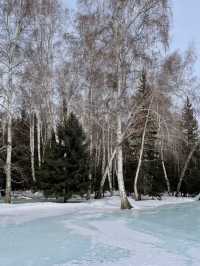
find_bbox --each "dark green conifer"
[38,113,89,201]
[180,97,200,194]
[182,96,198,149]
[128,70,159,196]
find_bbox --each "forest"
[0,0,200,210]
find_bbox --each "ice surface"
[0,196,199,266]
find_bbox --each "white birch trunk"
[176,141,199,195]
[5,111,12,203]
[101,127,106,179]
[86,125,93,200]
[99,148,116,195]
[2,119,6,146]
[161,142,171,194]
[134,100,152,200]
[36,111,41,168]
[30,112,36,182]
[114,15,132,209]
[107,126,113,195]
[117,112,132,209]
[87,81,93,200]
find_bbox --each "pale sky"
[171,0,200,73]
[65,0,200,73]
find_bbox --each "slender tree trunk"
[2,119,6,146]
[87,84,93,200]
[36,111,41,168]
[134,100,152,201]
[101,127,106,179]
[99,149,116,197]
[115,15,132,208]
[161,160,171,194]
[87,115,93,200]
[97,18,132,208]
[97,137,101,169]
[161,142,171,194]
[53,124,59,144]
[87,132,92,200]
[117,112,132,209]
[41,125,47,163]
[107,169,113,196]
[5,112,12,203]
[176,141,199,196]
[30,112,36,182]
[114,156,117,190]
[107,125,113,195]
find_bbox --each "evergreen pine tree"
[37,133,66,198]
[10,107,31,190]
[129,70,158,160]
[37,113,89,201]
[59,112,89,200]
[129,70,159,196]
[182,96,198,149]
[180,97,200,194]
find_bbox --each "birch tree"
[0,0,34,203]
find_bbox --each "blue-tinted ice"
[1,201,200,266]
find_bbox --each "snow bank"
[88,195,194,210]
[132,196,194,209]
[0,195,194,225]
[0,202,86,225]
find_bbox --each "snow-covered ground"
[0,195,194,224]
[0,196,199,266]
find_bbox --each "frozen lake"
[0,199,200,266]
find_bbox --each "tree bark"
[107,126,113,195]
[97,14,132,208]
[5,112,12,203]
[36,111,41,168]
[176,141,199,196]
[161,142,171,194]
[117,112,132,209]
[30,112,36,182]
[86,72,93,200]
[101,127,106,181]
[87,120,93,200]
[99,148,116,197]
[161,160,171,194]
[134,100,152,201]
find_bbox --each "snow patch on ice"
[0,195,194,225]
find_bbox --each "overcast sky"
[171,0,200,72]
[65,0,200,73]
